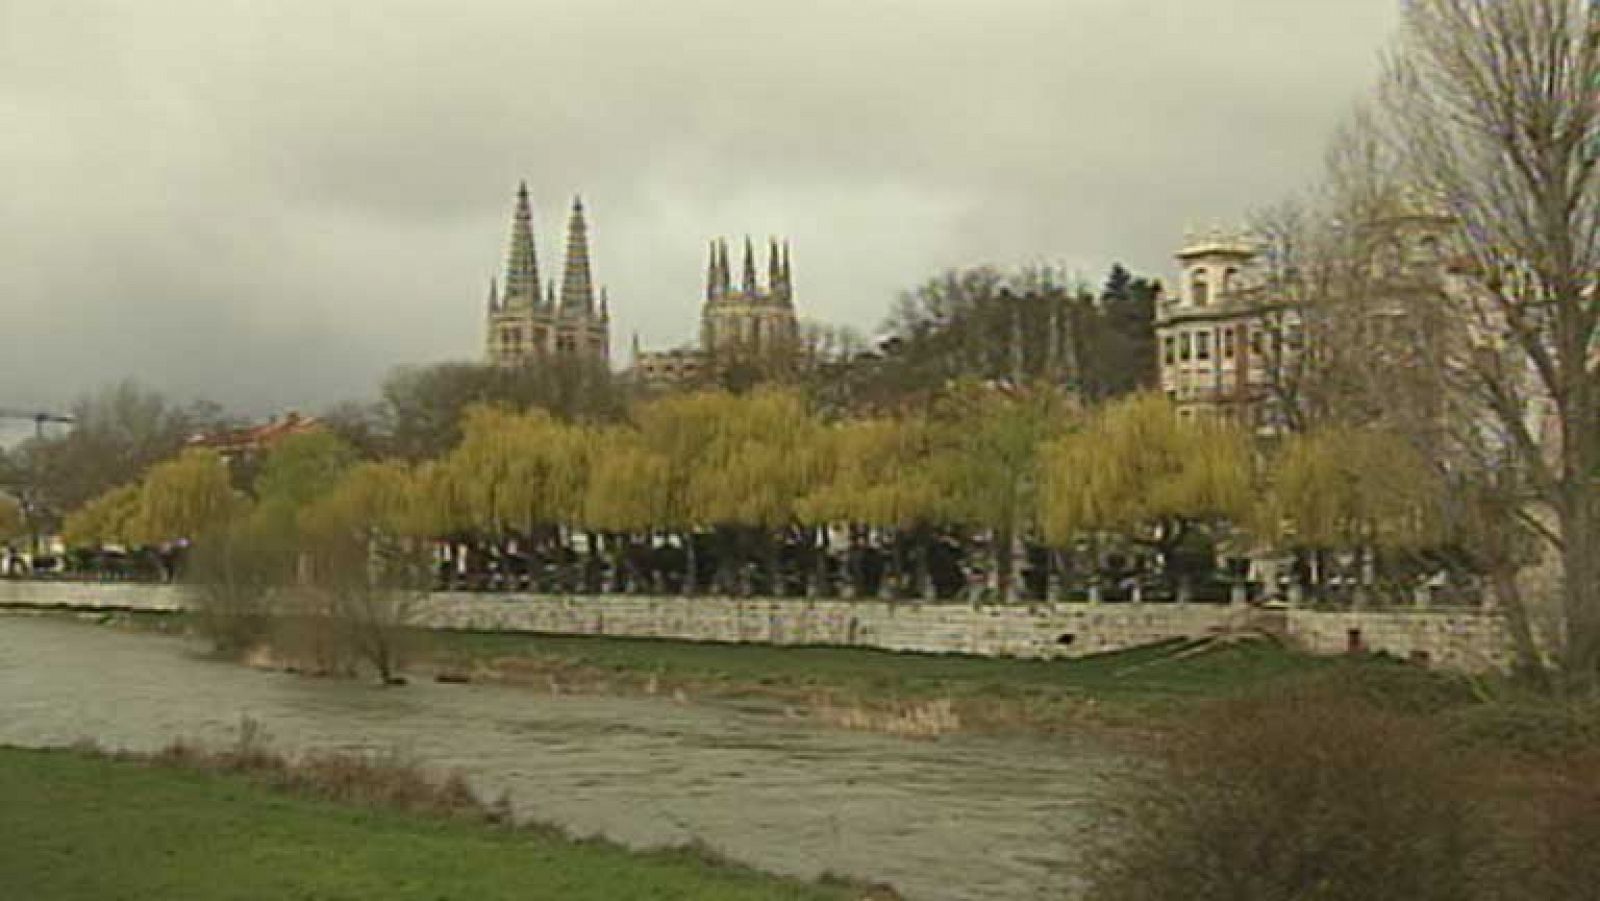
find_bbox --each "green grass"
[0,746,854,901]
[434,629,1357,721]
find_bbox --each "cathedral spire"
[706,239,721,302]
[717,238,732,295]
[742,236,757,294]
[768,237,782,300]
[503,181,540,304]
[779,241,793,305]
[559,195,596,317]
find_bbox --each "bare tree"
[1247,110,1456,435]
[1383,0,1600,688]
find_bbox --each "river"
[0,615,1113,900]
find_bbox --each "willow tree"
[437,404,590,586]
[685,388,824,595]
[1042,394,1252,598]
[253,430,358,510]
[134,449,242,545]
[633,391,736,594]
[1260,427,1443,603]
[802,414,944,597]
[407,458,471,549]
[933,382,1072,601]
[61,483,143,548]
[1383,0,1600,685]
[581,425,669,592]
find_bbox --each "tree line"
[61,386,1451,608]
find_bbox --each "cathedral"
[480,182,800,385]
[632,237,800,387]
[700,236,798,355]
[484,183,610,367]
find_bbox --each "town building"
[1156,228,1282,426]
[1157,212,1457,433]
[484,183,610,367]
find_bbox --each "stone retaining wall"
[1284,608,1513,672]
[0,580,188,612]
[418,592,1252,659]
[0,581,1247,660]
[0,581,1516,670]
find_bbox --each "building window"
[1191,270,1210,307]
[1163,336,1176,365]
[1222,328,1235,359]
[1222,267,1239,295]
[1250,328,1264,355]
[1196,331,1212,361]
[1179,332,1192,361]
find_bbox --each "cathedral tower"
[485,185,610,366]
[700,236,798,357]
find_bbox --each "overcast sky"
[0,0,1402,416]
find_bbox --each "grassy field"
[438,629,1322,700]
[0,746,858,901]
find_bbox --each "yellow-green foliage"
[933,383,1073,534]
[134,449,242,544]
[631,390,737,530]
[582,426,670,532]
[438,406,589,535]
[685,389,823,529]
[300,461,423,542]
[1262,426,1442,551]
[63,484,144,547]
[407,460,471,538]
[0,493,24,542]
[801,416,942,528]
[254,431,358,510]
[1041,394,1252,544]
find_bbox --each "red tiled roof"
[187,412,322,454]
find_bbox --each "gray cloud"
[0,0,1400,413]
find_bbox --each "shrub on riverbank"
[1084,677,1600,901]
[1085,687,1486,901]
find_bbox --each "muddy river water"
[0,616,1116,900]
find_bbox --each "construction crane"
[0,408,76,440]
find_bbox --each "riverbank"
[0,743,873,901]
[5,606,1444,736]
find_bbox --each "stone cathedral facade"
[631,237,801,388]
[484,183,610,367]
[700,236,798,355]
